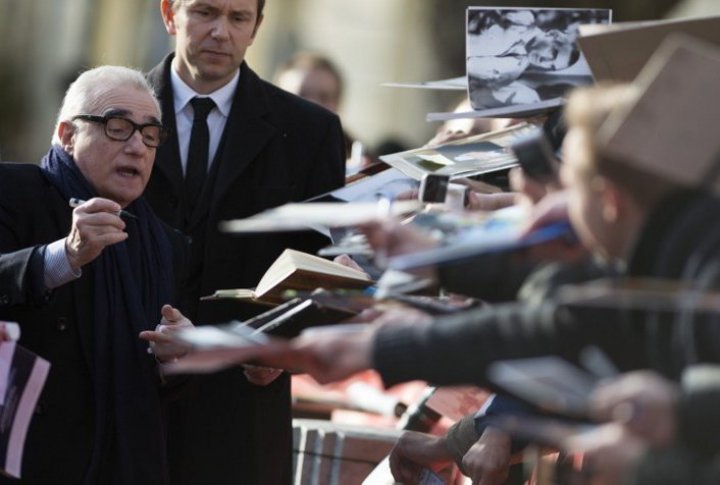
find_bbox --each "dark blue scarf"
[42,145,174,484]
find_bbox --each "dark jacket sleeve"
[372,301,644,388]
[676,366,720,456]
[437,252,536,302]
[0,165,54,307]
[0,246,48,307]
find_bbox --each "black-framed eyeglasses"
[72,114,167,148]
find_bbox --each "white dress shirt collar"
[170,68,239,117]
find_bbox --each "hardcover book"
[202,249,373,305]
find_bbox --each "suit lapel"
[148,58,276,229]
[147,56,186,200]
[212,63,276,208]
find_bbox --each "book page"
[220,200,421,233]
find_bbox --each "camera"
[419,174,450,203]
[510,129,558,183]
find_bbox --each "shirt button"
[56,317,68,331]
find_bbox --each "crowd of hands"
[52,121,688,484]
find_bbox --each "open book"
[203,249,373,305]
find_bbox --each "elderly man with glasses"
[0,65,192,485]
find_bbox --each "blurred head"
[274,52,344,113]
[526,30,580,71]
[53,66,163,208]
[562,84,680,260]
[161,0,264,94]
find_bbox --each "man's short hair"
[566,84,680,208]
[274,52,344,100]
[169,0,266,17]
[52,66,160,145]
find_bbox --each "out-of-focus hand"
[424,129,473,148]
[366,306,432,329]
[566,422,646,485]
[509,167,561,209]
[242,364,283,386]
[139,304,193,363]
[360,220,437,258]
[521,190,570,235]
[466,192,518,212]
[65,197,129,271]
[389,431,453,485]
[461,427,512,485]
[332,254,369,276]
[590,371,680,448]
[256,325,378,384]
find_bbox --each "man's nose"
[125,130,148,153]
[210,16,230,39]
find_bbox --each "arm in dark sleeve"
[437,252,536,302]
[0,246,48,307]
[372,301,639,388]
[676,366,720,456]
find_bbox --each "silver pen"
[68,198,139,220]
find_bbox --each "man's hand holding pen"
[65,197,129,271]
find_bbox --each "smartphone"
[510,129,558,183]
[419,174,450,203]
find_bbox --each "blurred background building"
[1,0,718,163]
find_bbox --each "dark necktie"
[185,96,216,209]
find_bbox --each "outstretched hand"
[389,431,453,485]
[139,305,194,363]
[254,325,377,384]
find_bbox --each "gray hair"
[51,65,160,145]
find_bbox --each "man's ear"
[58,121,76,153]
[250,14,264,42]
[160,0,177,35]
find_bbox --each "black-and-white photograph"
[466,7,612,113]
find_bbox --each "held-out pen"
[68,198,139,220]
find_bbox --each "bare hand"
[521,190,570,235]
[465,192,518,212]
[256,325,377,384]
[566,423,646,485]
[332,254,369,276]
[139,304,194,363]
[590,371,679,447]
[65,197,128,270]
[242,364,283,386]
[360,220,437,259]
[389,431,453,485]
[461,428,512,485]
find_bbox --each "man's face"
[277,67,341,113]
[527,32,575,71]
[61,87,160,208]
[560,128,611,258]
[162,0,263,93]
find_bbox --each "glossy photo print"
[466,7,612,113]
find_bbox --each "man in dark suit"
[145,0,346,483]
[0,65,191,484]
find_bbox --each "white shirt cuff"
[43,239,81,289]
